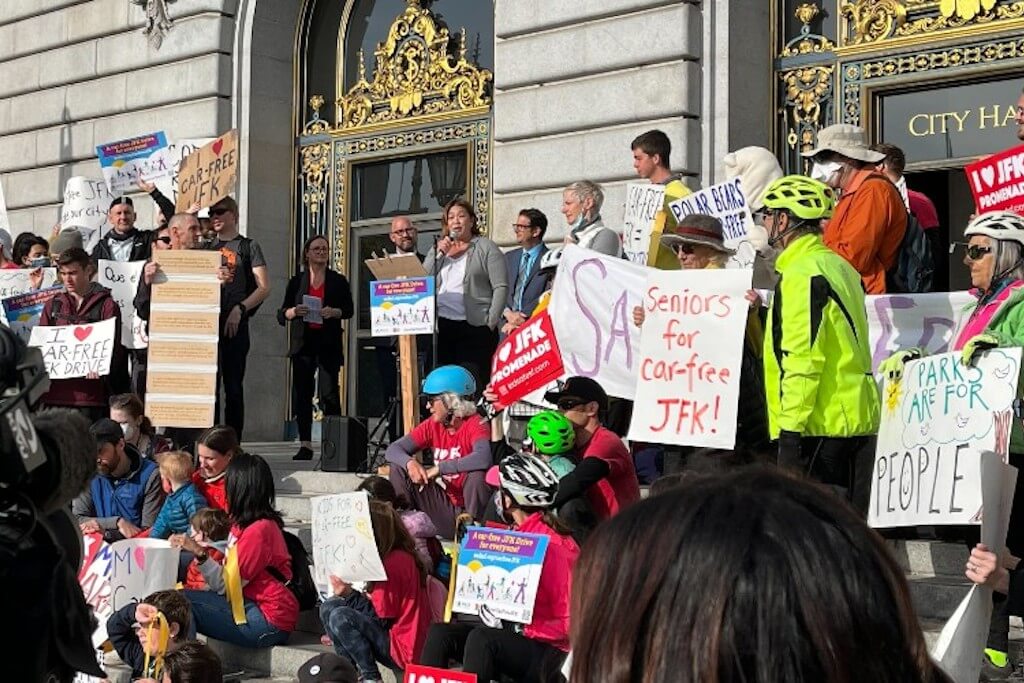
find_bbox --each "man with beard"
[73,418,164,542]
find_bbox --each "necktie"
[514,252,530,312]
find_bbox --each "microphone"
[28,408,97,514]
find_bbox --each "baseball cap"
[90,418,125,448]
[297,653,357,683]
[109,196,134,211]
[544,376,608,412]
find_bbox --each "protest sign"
[0,268,57,325]
[548,245,648,399]
[2,286,60,342]
[155,137,215,207]
[866,291,973,372]
[77,537,114,647]
[965,143,1024,214]
[452,527,550,624]
[311,491,387,587]
[98,260,147,349]
[622,183,665,265]
[175,130,239,211]
[666,177,754,248]
[146,250,221,428]
[61,176,114,240]
[106,538,180,612]
[627,268,751,449]
[96,131,173,194]
[490,311,564,407]
[405,665,477,683]
[28,317,116,379]
[303,294,323,324]
[868,348,1022,528]
[370,277,435,336]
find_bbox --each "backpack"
[267,530,319,610]
[237,237,264,315]
[867,177,933,293]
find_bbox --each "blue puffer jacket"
[148,482,209,539]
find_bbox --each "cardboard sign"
[2,286,60,343]
[175,130,239,211]
[622,183,665,265]
[965,143,1024,214]
[370,277,435,336]
[155,137,215,207]
[146,249,221,428]
[61,176,115,239]
[490,311,564,407]
[548,245,648,399]
[866,291,974,371]
[452,527,550,624]
[98,260,147,349]
[627,268,751,448]
[29,317,117,379]
[311,492,387,586]
[96,131,173,194]
[868,348,1022,527]
[405,665,478,683]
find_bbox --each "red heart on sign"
[73,326,93,341]
[212,138,224,156]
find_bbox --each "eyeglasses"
[391,228,415,236]
[556,397,586,411]
[155,236,171,244]
[965,244,992,261]
[673,243,695,256]
[210,208,231,217]
[512,223,535,232]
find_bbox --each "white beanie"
[722,146,784,212]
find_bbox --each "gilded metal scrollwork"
[780,66,836,151]
[840,0,908,45]
[300,96,331,217]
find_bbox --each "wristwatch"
[236,302,248,318]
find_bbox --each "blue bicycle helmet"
[421,365,476,397]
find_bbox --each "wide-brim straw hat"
[801,124,886,164]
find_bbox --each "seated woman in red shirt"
[385,365,494,538]
[173,452,298,648]
[320,500,432,682]
[419,453,580,682]
[191,425,241,512]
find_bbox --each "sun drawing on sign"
[885,380,901,414]
[466,560,483,573]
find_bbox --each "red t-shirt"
[369,550,431,669]
[908,189,939,231]
[407,415,489,509]
[307,281,324,330]
[578,426,640,519]
[192,472,227,511]
[231,520,299,632]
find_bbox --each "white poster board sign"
[106,538,180,612]
[666,178,757,269]
[0,177,9,234]
[622,183,665,265]
[548,245,648,400]
[61,176,114,250]
[311,492,387,587]
[28,317,117,379]
[866,291,974,372]
[0,268,57,324]
[627,268,752,448]
[868,348,1022,528]
[98,260,147,349]
[96,131,173,194]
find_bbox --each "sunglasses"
[155,236,171,244]
[965,244,992,261]
[210,208,231,217]
[556,397,587,411]
[673,243,695,256]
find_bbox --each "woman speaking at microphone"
[424,199,508,387]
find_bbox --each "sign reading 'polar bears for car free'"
[869,348,1022,528]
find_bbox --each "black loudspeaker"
[321,416,368,472]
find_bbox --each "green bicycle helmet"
[526,410,575,455]
[760,175,836,221]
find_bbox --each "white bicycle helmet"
[498,454,560,508]
[538,247,563,274]
[964,211,1024,246]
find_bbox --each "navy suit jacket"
[504,244,550,316]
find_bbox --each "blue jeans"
[183,590,289,649]
[320,593,396,681]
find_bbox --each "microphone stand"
[432,235,441,372]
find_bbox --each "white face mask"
[810,161,843,184]
[119,421,138,440]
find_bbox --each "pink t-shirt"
[579,426,641,519]
[407,415,489,509]
[369,550,431,669]
[231,519,299,632]
[517,513,579,651]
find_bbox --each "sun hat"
[801,124,886,164]
[660,214,735,254]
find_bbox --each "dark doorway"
[905,168,976,292]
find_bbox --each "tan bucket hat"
[801,124,886,163]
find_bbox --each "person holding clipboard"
[278,235,354,461]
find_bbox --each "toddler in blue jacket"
[149,451,209,539]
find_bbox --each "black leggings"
[419,623,565,683]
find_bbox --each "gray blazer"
[425,236,509,329]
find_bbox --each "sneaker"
[981,654,1014,682]
[293,446,314,461]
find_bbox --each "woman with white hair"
[561,180,621,257]
[385,365,494,539]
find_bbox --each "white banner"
[869,348,1022,528]
[627,268,751,448]
[0,268,57,324]
[98,260,147,350]
[548,245,648,399]
[311,492,387,587]
[155,137,215,208]
[61,176,114,250]
[866,291,974,372]
[29,317,117,379]
[622,183,665,265]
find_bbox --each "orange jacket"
[823,169,906,294]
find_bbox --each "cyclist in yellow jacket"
[759,175,880,512]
